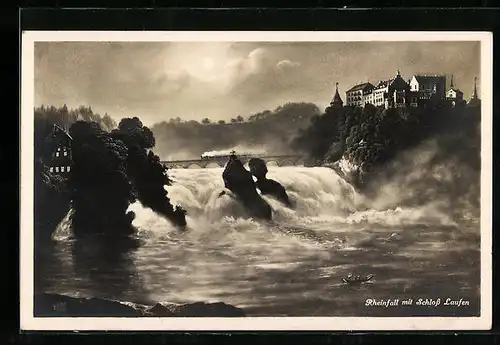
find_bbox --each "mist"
[150,102,320,161]
[364,131,480,222]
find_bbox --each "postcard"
[20,31,492,331]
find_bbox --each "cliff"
[294,102,481,191]
[34,160,71,243]
[34,293,246,317]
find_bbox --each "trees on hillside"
[34,105,118,163]
[293,102,480,174]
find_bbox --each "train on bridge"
[200,150,257,161]
[161,150,309,169]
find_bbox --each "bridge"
[161,154,306,169]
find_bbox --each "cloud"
[34,41,481,126]
[275,59,301,70]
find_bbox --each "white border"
[20,31,493,331]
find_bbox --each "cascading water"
[42,166,480,317]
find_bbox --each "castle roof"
[374,78,395,89]
[44,124,73,144]
[330,82,343,106]
[448,87,463,94]
[413,75,446,84]
[467,98,481,107]
[346,82,374,93]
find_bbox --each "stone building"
[366,70,411,108]
[345,82,374,107]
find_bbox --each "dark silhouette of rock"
[34,160,71,243]
[248,158,292,207]
[248,157,268,180]
[111,118,186,228]
[34,293,143,317]
[256,178,292,207]
[69,121,137,238]
[147,301,245,317]
[222,153,272,220]
[34,293,246,317]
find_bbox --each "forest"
[150,102,321,159]
[291,101,481,189]
[34,105,186,243]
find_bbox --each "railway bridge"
[161,154,306,169]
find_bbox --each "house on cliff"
[345,82,374,107]
[409,74,447,107]
[445,74,466,108]
[44,124,73,177]
[365,70,411,108]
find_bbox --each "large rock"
[248,157,268,180]
[34,160,71,243]
[147,301,245,317]
[34,293,246,317]
[256,178,292,207]
[248,158,292,207]
[34,293,143,317]
[222,155,272,220]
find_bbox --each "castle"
[331,71,480,109]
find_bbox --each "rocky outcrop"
[34,160,71,243]
[222,155,272,220]
[248,158,292,207]
[69,121,137,238]
[34,293,245,317]
[111,118,186,228]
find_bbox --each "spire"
[450,74,454,88]
[330,82,343,107]
[472,77,478,99]
[397,69,401,77]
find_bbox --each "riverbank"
[34,293,246,317]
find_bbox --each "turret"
[330,82,344,108]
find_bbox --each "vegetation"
[292,101,481,184]
[151,102,321,159]
[35,105,116,162]
[69,120,136,237]
[34,105,186,239]
[110,117,186,227]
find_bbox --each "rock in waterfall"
[248,158,292,207]
[222,154,272,220]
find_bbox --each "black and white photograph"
[20,31,492,331]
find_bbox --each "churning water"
[36,166,480,316]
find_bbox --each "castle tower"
[450,74,454,88]
[467,77,481,107]
[330,82,344,108]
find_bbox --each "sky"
[34,41,481,126]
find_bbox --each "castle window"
[49,167,53,172]
[63,151,68,157]
[55,152,60,157]
[67,166,71,172]
[61,166,65,172]
[55,167,59,173]
[57,147,61,152]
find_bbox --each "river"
[35,166,480,316]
